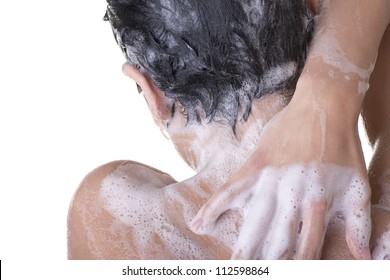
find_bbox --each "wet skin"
[67,0,390,259]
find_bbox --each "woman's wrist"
[291,69,364,128]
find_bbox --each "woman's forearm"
[294,0,390,125]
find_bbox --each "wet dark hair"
[104,0,314,128]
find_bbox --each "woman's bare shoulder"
[67,160,178,259]
[77,160,177,193]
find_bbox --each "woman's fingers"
[260,173,303,259]
[295,199,328,259]
[190,175,257,234]
[341,177,372,259]
[261,204,300,260]
[230,187,277,259]
[372,229,390,260]
[344,203,371,259]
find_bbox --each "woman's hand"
[191,90,371,259]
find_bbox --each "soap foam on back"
[100,163,209,259]
[99,157,248,258]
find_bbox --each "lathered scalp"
[104,0,314,128]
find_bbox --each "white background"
[0,0,373,276]
[0,0,194,266]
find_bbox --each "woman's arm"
[296,0,389,125]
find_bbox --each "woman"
[67,0,390,259]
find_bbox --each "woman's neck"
[168,93,287,192]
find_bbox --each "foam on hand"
[192,161,371,259]
[372,230,390,260]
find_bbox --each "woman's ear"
[122,63,171,122]
[307,0,321,14]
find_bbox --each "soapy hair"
[104,0,314,128]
